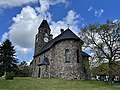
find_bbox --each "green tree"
[17,61,29,77]
[79,20,120,85]
[0,39,18,77]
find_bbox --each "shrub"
[5,71,14,80]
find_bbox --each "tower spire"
[38,19,50,30]
[34,19,51,56]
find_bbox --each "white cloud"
[113,19,120,24]
[1,0,82,62]
[9,6,40,48]
[6,6,81,49]
[95,9,104,17]
[50,10,83,37]
[15,45,32,60]
[1,6,40,60]
[1,32,10,42]
[0,0,37,8]
[38,0,67,12]
[88,6,93,11]
[35,0,67,18]
[64,10,80,24]
[88,6,104,17]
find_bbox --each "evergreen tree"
[0,39,18,76]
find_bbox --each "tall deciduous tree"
[79,20,120,85]
[0,39,18,76]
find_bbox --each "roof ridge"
[34,29,83,57]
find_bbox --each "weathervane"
[67,24,70,29]
[43,15,46,20]
[43,14,49,20]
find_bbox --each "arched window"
[65,49,70,63]
[38,58,40,63]
[35,60,36,65]
[76,49,80,63]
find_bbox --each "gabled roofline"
[34,29,84,58]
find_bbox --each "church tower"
[34,20,53,56]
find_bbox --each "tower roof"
[38,20,50,30]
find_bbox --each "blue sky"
[0,0,120,64]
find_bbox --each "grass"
[0,77,120,90]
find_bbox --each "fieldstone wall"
[31,40,87,80]
[52,40,83,80]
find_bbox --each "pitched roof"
[81,51,90,57]
[34,29,84,57]
[38,20,50,30]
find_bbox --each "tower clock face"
[44,37,48,42]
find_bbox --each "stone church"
[29,20,90,80]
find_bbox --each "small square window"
[38,58,40,63]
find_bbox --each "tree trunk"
[108,60,112,86]
[3,71,6,78]
[108,73,112,86]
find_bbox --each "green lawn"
[0,77,120,90]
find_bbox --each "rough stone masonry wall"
[31,57,38,77]
[51,40,83,80]
[31,40,84,80]
[31,48,53,78]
